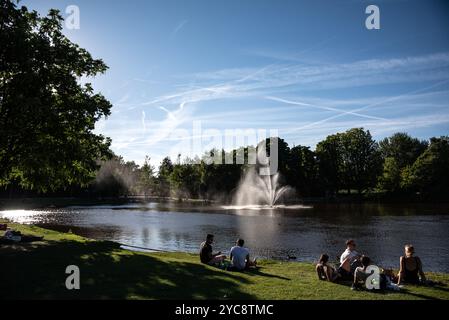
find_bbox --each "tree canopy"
[0,0,112,192]
[316,128,382,195]
[401,137,449,197]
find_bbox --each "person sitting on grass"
[316,254,340,282]
[199,234,227,266]
[1,228,44,243]
[351,255,373,290]
[229,238,257,271]
[397,244,426,285]
[338,239,362,280]
[351,255,402,291]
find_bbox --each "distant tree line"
[85,129,449,201]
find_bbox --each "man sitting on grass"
[229,238,257,271]
[338,239,362,280]
[199,234,226,266]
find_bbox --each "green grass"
[1,220,449,300]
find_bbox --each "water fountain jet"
[231,166,293,209]
[221,138,312,211]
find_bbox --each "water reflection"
[1,203,448,272]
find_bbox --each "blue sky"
[24,0,449,166]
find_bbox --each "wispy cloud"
[172,20,188,36]
[279,113,449,148]
[139,52,449,109]
[113,93,130,106]
[141,111,146,133]
[102,52,449,165]
[140,101,193,148]
[286,79,449,133]
[265,96,389,121]
[107,112,449,148]
[241,36,337,64]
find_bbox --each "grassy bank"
[1,221,448,300]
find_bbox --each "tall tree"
[378,157,402,193]
[169,162,201,199]
[340,128,382,195]
[258,137,290,176]
[94,155,139,197]
[316,133,344,196]
[138,156,155,197]
[378,133,428,193]
[0,1,112,192]
[401,136,449,197]
[156,157,173,197]
[196,148,244,199]
[316,128,382,195]
[288,145,318,196]
[379,133,428,168]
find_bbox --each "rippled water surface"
[1,202,449,272]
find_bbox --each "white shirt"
[340,248,359,264]
[230,246,250,270]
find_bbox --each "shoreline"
[1,220,449,300]
[1,196,449,211]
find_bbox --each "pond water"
[1,202,449,272]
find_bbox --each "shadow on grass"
[326,279,443,300]
[0,240,255,300]
[429,283,449,293]
[243,268,291,281]
[397,282,449,300]
[398,288,440,300]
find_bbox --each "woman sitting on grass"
[316,254,340,282]
[397,244,426,285]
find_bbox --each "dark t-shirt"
[200,241,213,263]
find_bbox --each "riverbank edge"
[2,196,449,211]
[1,219,449,300]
